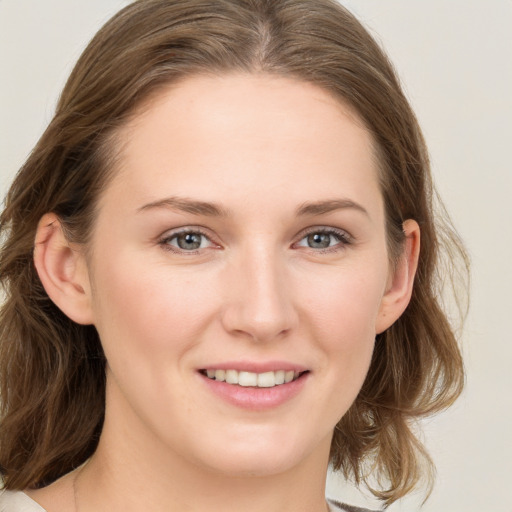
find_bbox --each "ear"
[375,219,420,334]
[33,213,94,325]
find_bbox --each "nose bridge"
[221,239,297,342]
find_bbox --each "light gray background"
[1,1,511,511]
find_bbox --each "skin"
[31,74,419,512]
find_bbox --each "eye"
[160,229,216,253]
[295,228,351,251]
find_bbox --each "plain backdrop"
[1,1,511,511]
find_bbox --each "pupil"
[308,233,331,248]
[178,233,202,250]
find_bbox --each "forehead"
[101,73,381,217]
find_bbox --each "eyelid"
[157,225,353,255]
[293,226,353,252]
[158,226,221,254]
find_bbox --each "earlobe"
[375,219,420,334]
[34,213,94,325]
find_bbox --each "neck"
[78,435,331,512]
[79,457,331,512]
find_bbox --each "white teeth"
[205,369,303,387]
[257,371,276,388]
[225,369,238,384]
[239,371,257,387]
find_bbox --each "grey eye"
[295,229,349,251]
[176,232,204,250]
[306,233,333,249]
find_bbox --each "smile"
[201,369,304,388]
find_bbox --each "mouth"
[199,369,309,388]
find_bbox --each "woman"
[0,1,467,511]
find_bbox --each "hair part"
[0,0,468,505]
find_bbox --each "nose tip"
[220,256,298,343]
[225,303,293,343]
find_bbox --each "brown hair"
[0,0,468,505]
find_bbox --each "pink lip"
[200,360,308,373]
[198,370,310,411]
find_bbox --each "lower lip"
[200,372,309,411]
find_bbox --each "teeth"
[205,369,303,387]
[257,371,275,387]
[239,371,258,387]
[225,369,238,384]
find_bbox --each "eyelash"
[159,227,215,255]
[295,227,352,253]
[158,227,352,255]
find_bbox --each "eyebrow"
[137,196,368,218]
[137,196,230,217]
[295,199,369,217]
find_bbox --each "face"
[83,74,401,477]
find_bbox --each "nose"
[220,244,298,343]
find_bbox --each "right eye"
[160,229,216,253]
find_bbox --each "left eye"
[296,230,348,250]
[163,231,213,251]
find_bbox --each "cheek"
[89,249,218,361]
[296,263,386,398]
[299,263,386,342]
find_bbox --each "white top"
[0,490,46,512]
[0,489,371,512]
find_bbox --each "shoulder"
[327,498,379,512]
[0,489,47,512]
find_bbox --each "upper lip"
[199,361,309,373]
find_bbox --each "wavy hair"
[0,0,468,505]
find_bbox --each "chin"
[202,453,303,478]
[190,430,327,479]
